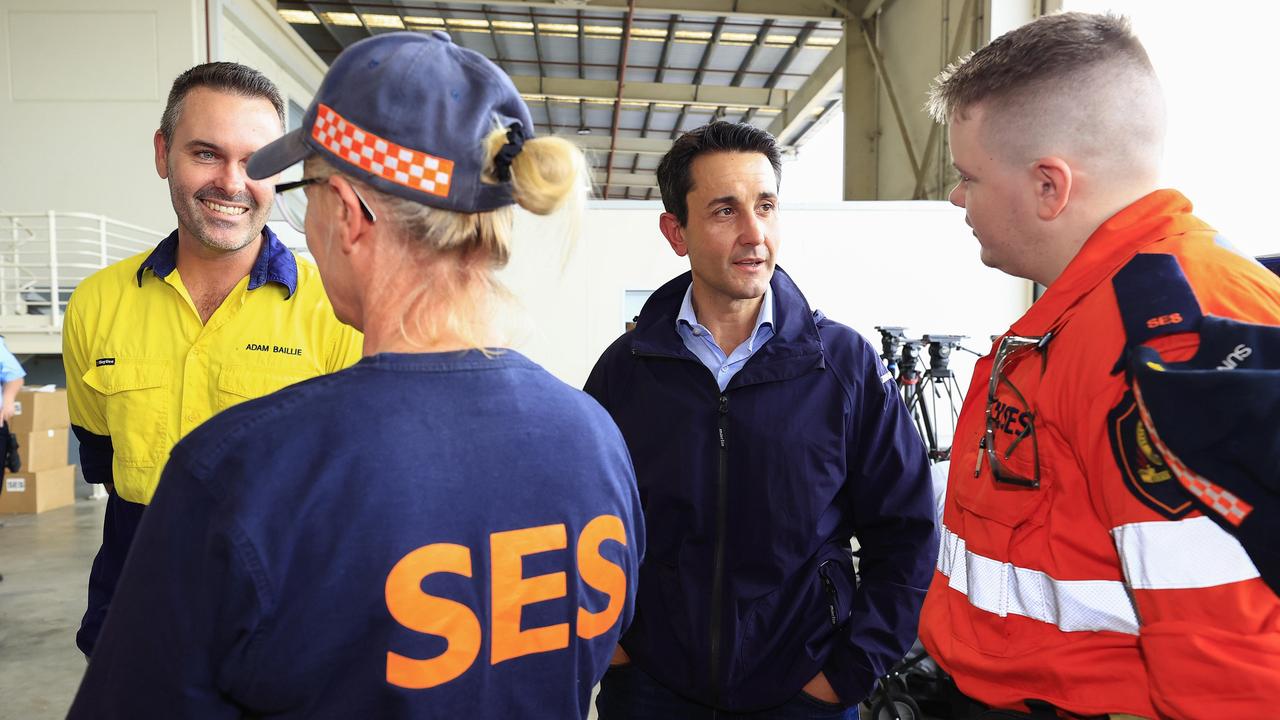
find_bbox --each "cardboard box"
[16,427,69,473]
[8,388,69,435]
[0,465,75,514]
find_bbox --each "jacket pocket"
[81,360,170,470]
[731,554,853,690]
[817,559,850,629]
[215,365,310,412]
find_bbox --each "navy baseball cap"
[248,30,533,213]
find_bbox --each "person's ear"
[1032,157,1072,220]
[659,212,688,257]
[154,130,169,179]
[327,176,373,255]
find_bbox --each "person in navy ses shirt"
[69,30,643,720]
[586,122,938,718]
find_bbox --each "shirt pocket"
[80,360,171,469]
[948,424,1062,658]
[952,443,1055,529]
[215,365,311,413]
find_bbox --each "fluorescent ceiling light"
[320,12,362,27]
[278,9,320,25]
[361,14,404,29]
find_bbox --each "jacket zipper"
[710,393,729,704]
[631,347,733,702]
[818,560,840,627]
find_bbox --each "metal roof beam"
[562,135,673,155]
[392,0,844,22]
[861,0,892,19]
[511,76,792,109]
[743,20,817,126]
[765,34,844,145]
[591,169,659,189]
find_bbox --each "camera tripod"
[876,328,978,463]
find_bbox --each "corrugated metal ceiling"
[276,1,847,199]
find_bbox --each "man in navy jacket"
[586,121,938,718]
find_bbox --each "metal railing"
[0,212,165,334]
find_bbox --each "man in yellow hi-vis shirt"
[65,62,362,657]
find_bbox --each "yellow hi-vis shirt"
[63,228,363,504]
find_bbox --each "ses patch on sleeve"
[1106,389,1193,519]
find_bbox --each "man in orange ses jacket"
[919,11,1280,720]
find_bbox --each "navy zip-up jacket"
[585,268,938,712]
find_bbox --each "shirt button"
[185,413,197,423]
[190,347,200,356]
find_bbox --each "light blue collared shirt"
[676,282,775,391]
[0,338,25,383]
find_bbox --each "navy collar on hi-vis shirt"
[1260,254,1280,278]
[1112,252,1280,595]
[136,226,299,298]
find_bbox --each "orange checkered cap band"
[1133,382,1254,526]
[312,103,454,198]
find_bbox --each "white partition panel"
[500,200,1032,393]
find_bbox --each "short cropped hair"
[928,12,1154,123]
[656,121,782,226]
[160,62,285,145]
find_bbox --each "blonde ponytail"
[483,130,589,216]
[302,128,588,353]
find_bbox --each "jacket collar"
[136,225,299,298]
[1013,189,1209,336]
[630,266,825,386]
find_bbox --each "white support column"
[842,20,879,199]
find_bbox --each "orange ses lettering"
[576,515,628,640]
[384,543,482,689]
[383,514,630,689]
[1146,312,1184,329]
[491,523,569,664]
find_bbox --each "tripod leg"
[906,387,928,446]
[917,382,938,455]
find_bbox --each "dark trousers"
[76,492,146,656]
[595,662,856,720]
[0,422,7,583]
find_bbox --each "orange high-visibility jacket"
[920,190,1280,719]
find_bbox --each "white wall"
[0,0,321,238]
[0,0,203,232]
[1066,0,1280,257]
[500,200,1031,393]
[217,0,326,132]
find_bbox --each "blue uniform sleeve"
[71,425,113,485]
[67,445,269,718]
[824,342,939,705]
[0,342,25,382]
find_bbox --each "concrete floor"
[0,501,906,720]
[0,500,607,720]
[0,499,103,720]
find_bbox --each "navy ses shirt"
[69,351,644,719]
